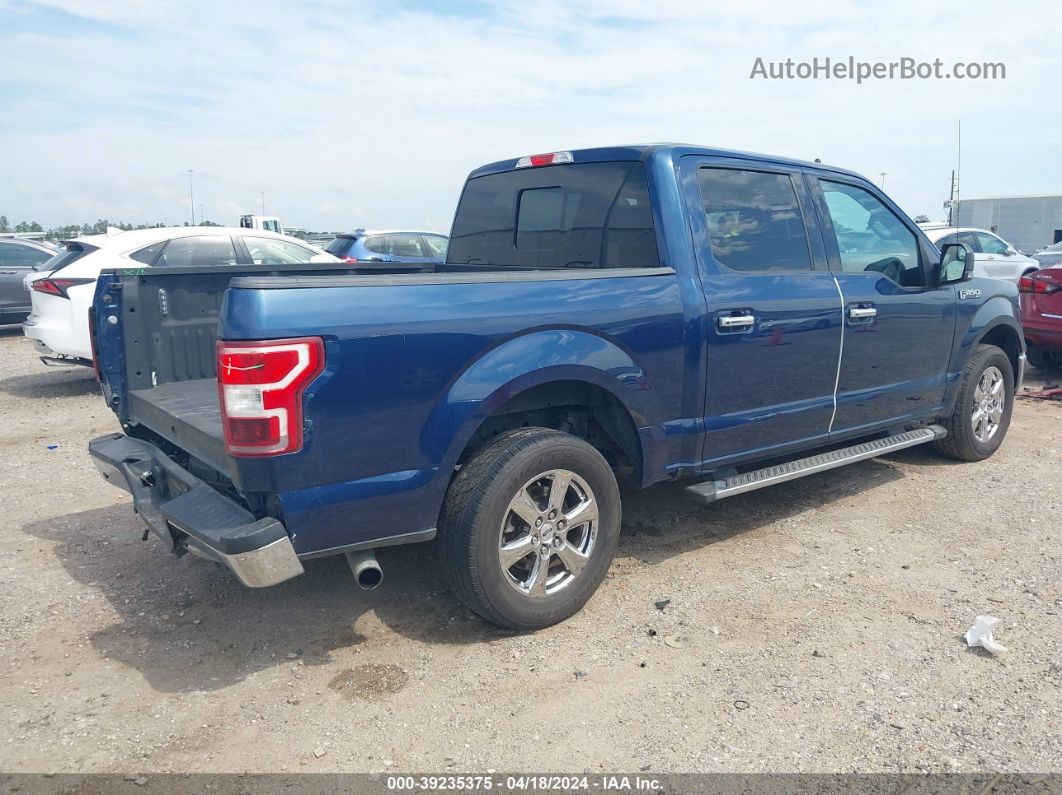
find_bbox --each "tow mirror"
[938,242,975,285]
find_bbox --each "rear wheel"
[932,344,1014,461]
[438,428,620,630]
[1026,342,1062,371]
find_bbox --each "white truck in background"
[239,215,283,234]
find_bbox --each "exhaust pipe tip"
[346,550,383,590]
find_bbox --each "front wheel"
[438,428,621,630]
[932,344,1014,461]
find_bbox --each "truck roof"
[468,143,865,181]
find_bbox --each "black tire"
[932,344,1014,461]
[438,427,621,630]
[1026,342,1062,371]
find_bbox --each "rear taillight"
[342,256,359,263]
[515,150,574,168]
[1019,274,1061,294]
[32,278,92,298]
[216,337,325,457]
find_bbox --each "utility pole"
[879,172,887,189]
[955,120,962,228]
[199,202,204,226]
[187,169,196,225]
[951,168,960,225]
[260,191,266,215]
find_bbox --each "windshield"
[44,241,99,274]
[324,237,355,256]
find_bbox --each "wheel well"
[980,324,1022,385]
[460,380,642,482]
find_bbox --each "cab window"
[819,181,924,287]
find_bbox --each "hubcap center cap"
[540,524,555,543]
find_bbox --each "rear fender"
[422,328,654,477]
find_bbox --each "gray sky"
[2,0,1059,232]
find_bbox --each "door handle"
[847,306,877,319]
[717,313,755,331]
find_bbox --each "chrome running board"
[685,425,946,505]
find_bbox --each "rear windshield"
[448,161,659,269]
[324,236,356,256]
[45,242,98,274]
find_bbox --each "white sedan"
[23,227,340,366]
[919,225,1040,284]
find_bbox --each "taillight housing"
[342,256,359,263]
[515,150,574,168]
[32,278,93,298]
[1019,273,1060,294]
[217,337,325,457]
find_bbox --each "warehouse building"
[956,195,1062,253]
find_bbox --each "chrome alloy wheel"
[498,469,598,598]
[972,365,1005,444]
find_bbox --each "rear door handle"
[717,312,755,331]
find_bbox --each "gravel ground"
[0,325,1059,775]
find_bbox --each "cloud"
[1,0,1060,230]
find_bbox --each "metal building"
[956,195,1062,253]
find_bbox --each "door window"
[0,244,52,267]
[422,235,448,258]
[243,236,317,264]
[819,181,924,287]
[156,236,239,267]
[975,232,1009,255]
[697,168,812,273]
[386,233,427,258]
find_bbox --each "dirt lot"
[1,325,1059,775]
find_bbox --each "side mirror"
[938,242,975,285]
[1005,245,1018,256]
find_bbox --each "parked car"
[1031,241,1062,269]
[1019,265,1062,370]
[88,144,1023,630]
[23,227,339,366]
[0,238,58,324]
[323,229,448,265]
[918,225,1040,283]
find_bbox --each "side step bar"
[685,425,946,505]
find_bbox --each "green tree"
[0,215,9,233]
[29,221,42,232]
[913,214,930,223]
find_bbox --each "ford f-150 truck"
[88,144,1026,630]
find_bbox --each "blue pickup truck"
[88,144,1025,630]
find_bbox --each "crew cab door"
[680,157,842,469]
[806,173,955,434]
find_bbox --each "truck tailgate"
[127,379,225,469]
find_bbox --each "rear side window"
[697,168,812,273]
[448,161,659,269]
[156,236,239,267]
[363,235,387,254]
[129,242,165,264]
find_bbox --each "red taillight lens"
[342,256,359,263]
[1019,274,1060,294]
[217,337,325,457]
[31,278,92,298]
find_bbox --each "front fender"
[421,328,655,471]
[943,284,1023,411]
